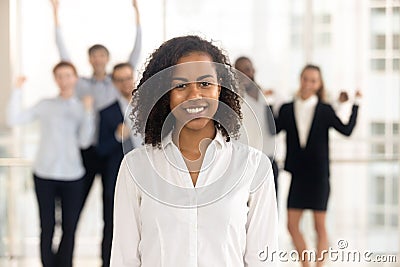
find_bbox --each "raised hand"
[50,0,60,26]
[132,0,140,25]
[116,123,131,139]
[338,91,349,103]
[14,76,27,89]
[263,89,274,97]
[81,95,94,111]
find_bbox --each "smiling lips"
[185,106,205,114]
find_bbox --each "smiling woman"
[110,35,278,267]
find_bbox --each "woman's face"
[169,52,221,131]
[299,68,321,99]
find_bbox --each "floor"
[0,173,398,267]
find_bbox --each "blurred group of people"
[7,1,142,266]
[6,1,362,267]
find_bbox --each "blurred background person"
[96,63,142,267]
[235,56,279,196]
[50,2,142,266]
[50,0,142,211]
[271,64,361,267]
[6,62,94,267]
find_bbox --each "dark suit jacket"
[274,101,359,177]
[97,101,133,193]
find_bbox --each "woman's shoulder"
[230,139,272,166]
[123,144,165,163]
[278,102,293,113]
[230,139,273,192]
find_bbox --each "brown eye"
[173,83,187,90]
[199,81,211,88]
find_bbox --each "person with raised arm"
[7,62,94,267]
[270,64,361,267]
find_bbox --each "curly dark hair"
[131,35,242,147]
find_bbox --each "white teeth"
[185,107,205,114]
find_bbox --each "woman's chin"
[180,118,213,132]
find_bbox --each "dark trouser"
[33,174,84,267]
[102,178,115,267]
[80,146,106,211]
[269,156,279,198]
[80,146,112,267]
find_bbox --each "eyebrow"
[171,74,216,82]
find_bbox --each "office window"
[372,34,386,50]
[371,122,386,135]
[314,32,331,46]
[393,122,399,135]
[370,213,385,226]
[371,58,386,70]
[394,143,399,155]
[290,15,303,48]
[314,13,331,47]
[314,13,331,24]
[394,34,400,50]
[371,7,386,15]
[371,143,386,155]
[370,174,399,227]
[376,175,386,204]
[394,58,400,71]
[392,175,399,205]
[391,214,398,227]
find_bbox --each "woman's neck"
[299,92,316,101]
[173,120,216,187]
[173,121,216,160]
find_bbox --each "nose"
[186,82,202,100]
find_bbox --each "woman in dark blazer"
[274,64,360,267]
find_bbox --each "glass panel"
[315,14,331,24]
[394,58,400,71]
[371,7,386,15]
[371,58,386,71]
[371,8,387,34]
[393,34,400,50]
[371,122,386,135]
[393,122,399,135]
[291,33,302,47]
[372,34,386,50]
[370,212,385,226]
[371,143,386,155]
[376,175,386,205]
[394,7,400,33]
[394,143,399,155]
[314,32,331,46]
[391,213,398,227]
[392,175,399,205]
[291,15,303,28]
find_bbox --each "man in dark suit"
[97,63,142,267]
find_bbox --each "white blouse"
[294,95,318,148]
[110,131,278,267]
